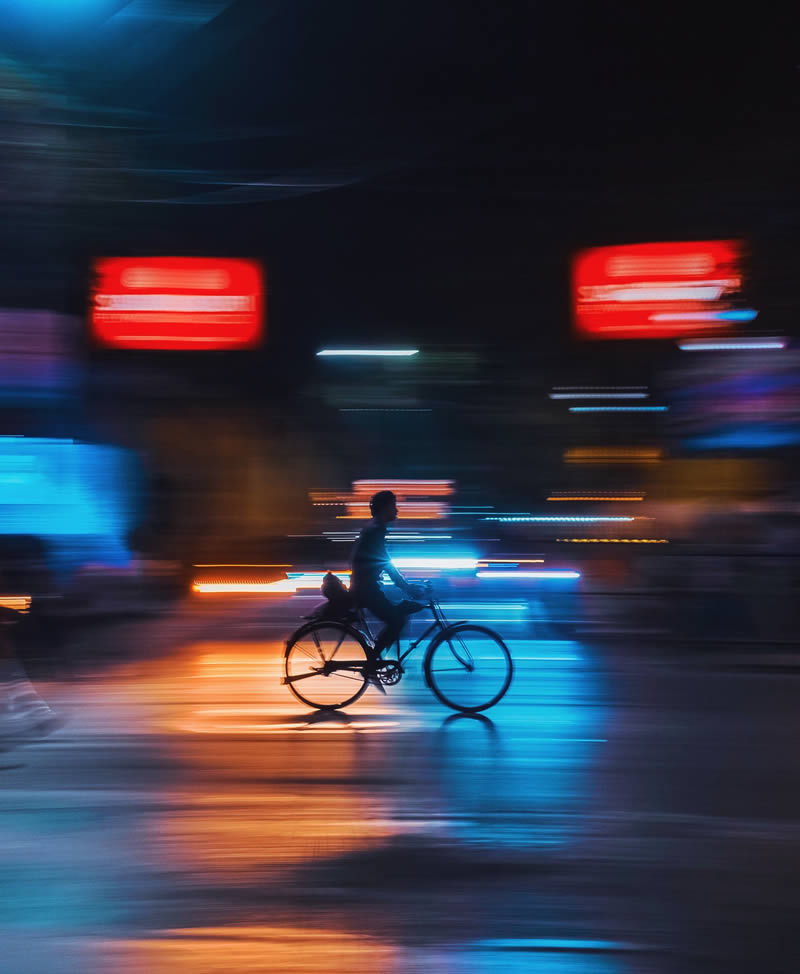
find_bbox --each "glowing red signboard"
[572,241,745,340]
[91,257,263,350]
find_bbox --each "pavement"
[1,593,799,973]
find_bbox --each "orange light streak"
[352,479,453,496]
[547,495,645,502]
[564,447,663,464]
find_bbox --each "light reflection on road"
[1,620,620,973]
[84,927,629,974]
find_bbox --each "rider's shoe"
[364,659,387,694]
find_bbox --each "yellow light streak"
[556,538,669,543]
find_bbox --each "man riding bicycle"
[350,490,426,665]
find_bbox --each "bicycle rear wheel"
[284,621,370,710]
[424,624,513,713]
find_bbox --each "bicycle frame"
[359,598,467,666]
[285,599,467,683]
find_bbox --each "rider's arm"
[384,560,415,595]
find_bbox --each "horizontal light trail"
[192,563,291,568]
[651,308,758,322]
[337,513,442,520]
[549,392,649,399]
[194,581,296,593]
[390,557,478,570]
[603,285,723,302]
[564,447,663,464]
[352,479,453,493]
[552,385,648,390]
[478,559,544,565]
[96,294,254,312]
[112,333,247,342]
[678,340,786,351]
[557,537,668,543]
[193,571,351,594]
[477,570,580,580]
[316,348,419,357]
[569,405,668,412]
[547,495,644,501]
[483,516,635,522]
[475,938,633,952]
[387,534,453,540]
[0,595,31,612]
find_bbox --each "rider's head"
[369,490,398,524]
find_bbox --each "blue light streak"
[569,406,668,412]
[686,429,800,449]
[483,516,634,523]
[651,308,759,323]
[476,938,631,951]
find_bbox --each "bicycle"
[282,584,513,713]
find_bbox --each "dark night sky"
[1,1,799,357]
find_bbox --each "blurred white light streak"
[317,349,419,357]
[477,571,580,580]
[605,285,723,302]
[391,557,477,570]
[97,294,253,311]
[678,340,786,351]
[549,392,649,399]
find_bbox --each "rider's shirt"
[350,519,391,593]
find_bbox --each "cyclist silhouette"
[350,490,425,664]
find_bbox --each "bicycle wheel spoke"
[310,628,325,662]
[285,623,370,710]
[296,643,320,663]
[329,630,347,661]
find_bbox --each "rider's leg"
[359,592,424,661]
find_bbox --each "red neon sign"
[91,257,264,350]
[572,241,745,340]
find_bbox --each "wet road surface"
[2,596,800,973]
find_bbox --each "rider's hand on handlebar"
[408,581,433,600]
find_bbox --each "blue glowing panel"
[0,438,137,548]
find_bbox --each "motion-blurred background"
[1,1,799,645]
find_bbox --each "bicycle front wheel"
[424,624,513,713]
[284,621,370,710]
